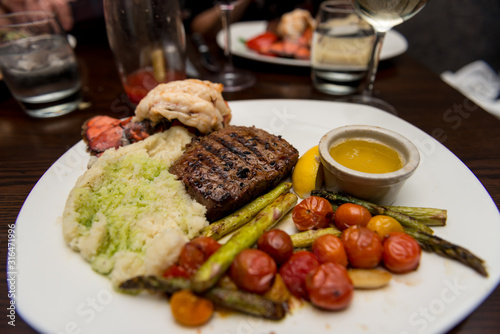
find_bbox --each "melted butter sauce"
[329,139,404,173]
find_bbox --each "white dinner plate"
[13,100,500,334]
[216,21,408,67]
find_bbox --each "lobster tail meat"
[81,79,233,156]
[83,116,121,143]
[82,116,158,156]
[133,79,232,134]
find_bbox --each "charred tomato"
[306,262,354,311]
[179,236,221,276]
[292,196,334,231]
[229,249,277,294]
[257,229,294,265]
[312,234,348,267]
[334,203,372,231]
[383,232,421,274]
[341,225,383,269]
[279,250,320,299]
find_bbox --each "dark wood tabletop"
[1,29,499,334]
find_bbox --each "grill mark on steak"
[170,126,298,222]
[211,131,276,173]
[233,129,292,168]
[183,139,247,206]
[200,138,254,179]
[203,136,249,168]
[219,128,292,173]
[197,137,263,202]
[199,140,253,187]
[181,145,238,203]
[202,131,269,179]
[251,135,294,169]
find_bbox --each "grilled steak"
[169,126,299,222]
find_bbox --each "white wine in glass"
[353,0,428,32]
[347,0,428,111]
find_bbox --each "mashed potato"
[62,126,208,287]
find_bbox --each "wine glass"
[209,0,256,92]
[346,0,428,111]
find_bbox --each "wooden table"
[1,32,499,334]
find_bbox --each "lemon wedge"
[292,145,324,199]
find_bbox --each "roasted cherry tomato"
[292,196,334,231]
[383,232,421,274]
[170,290,214,327]
[312,234,348,267]
[179,236,221,276]
[306,262,354,311]
[334,203,372,231]
[257,229,294,265]
[279,251,320,299]
[246,31,279,55]
[230,249,277,294]
[341,225,383,269]
[162,264,190,279]
[367,215,404,239]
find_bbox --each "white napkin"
[441,60,500,120]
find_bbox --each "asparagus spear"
[200,182,292,240]
[405,229,488,277]
[191,192,298,293]
[119,276,287,320]
[311,190,436,234]
[206,287,287,320]
[119,275,190,293]
[290,227,341,248]
[387,206,446,226]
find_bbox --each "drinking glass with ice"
[0,11,82,118]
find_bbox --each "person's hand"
[0,0,73,31]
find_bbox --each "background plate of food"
[12,99,500,334]
[217,20,408,67]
